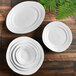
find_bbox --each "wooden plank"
[0,0,11,76]
[41,61,74,69]
[0,70,13,76]
[0,69,74,76]
[0,61,75,76]
[0,6,11,22]
[11,0,37,7]
[0,6,11,9]
[45,53,76,61]
[0,0,11,6]
[32,70,74,76]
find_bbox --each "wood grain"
[0,0,76,76]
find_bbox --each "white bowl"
[6,36,44,75]
[42,21,73,52]
[6,1,45,34]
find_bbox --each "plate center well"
[48,27,67,46]
[16,46,35,65]
[12,7,38,28]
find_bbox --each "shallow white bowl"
[42,21,73,52]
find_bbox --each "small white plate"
[6,36,44,75]
[42,21,72,52]
[6,1,45,34]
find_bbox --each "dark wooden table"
[0,0,76,76]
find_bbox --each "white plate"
[6,36,44,75]
[10,40,41,69]
[9,39,41,68]
[12,42,38,69]
[42,21,73,52]
[6,1,45,34]
[9,39,40,70]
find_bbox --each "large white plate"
[42,21,73,52]
[6,1,45,34]
[11,42,39,70]
[9,39,39,70]
[6,36,44,75]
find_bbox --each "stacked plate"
[6,1,45,34]
[42,21,73,52]
[6,36,44,75]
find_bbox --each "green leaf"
[57,1,76,19]
[44,5,48,10]
[73,12,76,20]
[59,0,65,4]
[38,0,76,19]
[39,0,50,10]
[49,0,56,12]
[55,0,59,4]
[39,0,46,4]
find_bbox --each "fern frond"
[57,0,76,19]
[38,0,76,19]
